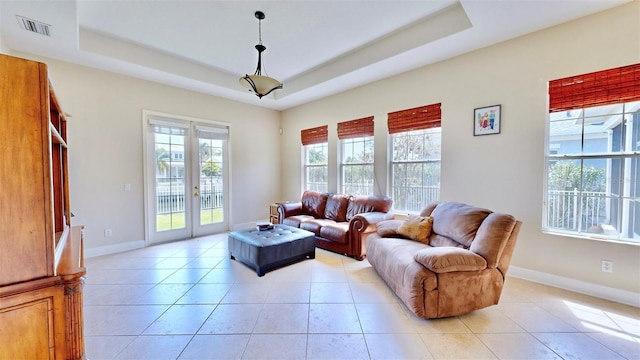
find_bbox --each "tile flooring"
[84,233,640,359]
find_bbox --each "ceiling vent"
[16,15,51,36]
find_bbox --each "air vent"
[16,15,51,36]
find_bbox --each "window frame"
[388,127,441,213]
[339,135,375,196]
[303,141,328,193]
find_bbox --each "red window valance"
[337,116,374,140]
[548,63,640,113]
[387,103,441,134]
[301,125,328,145]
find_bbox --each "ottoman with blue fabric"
[228,224,316,276]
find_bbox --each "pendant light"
[239,11,283,98]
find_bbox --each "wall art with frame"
[474,104,501,136]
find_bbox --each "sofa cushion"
[300,219,336,236]
[430,201,491,248]
[324,194,350,222]
[320,222,350,244]
[282,215,314,228]
[396,215,433,244]
[346,195,392,221]
[414,247,487,273]
[301,190,329,219]
[376,220,404,237]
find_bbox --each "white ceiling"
[0,0,628,110]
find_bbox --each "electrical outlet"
[124,183,132,191]
[104,228,112,237]
[601,260,613,273]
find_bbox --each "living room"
[1,1,638,359]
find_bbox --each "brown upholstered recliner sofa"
[276,190,393,260]
[366,201,521,319]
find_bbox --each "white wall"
[281,3,640,297]
[0,5,6,54]
[14,53,281,251]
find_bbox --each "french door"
[144,111,229,244]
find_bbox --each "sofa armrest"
[348,211,395,260]
[349,211,395,233]
[414,247,487,273]
[276,202,303,220]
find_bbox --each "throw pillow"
[396,215,433,244]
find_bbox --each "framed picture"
[474,104,501,136]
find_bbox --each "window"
[545,64,640,244]
[338,116,374,195]
[388,103,442,212]
[301,125,328,192]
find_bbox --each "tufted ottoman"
[228,224,316,276]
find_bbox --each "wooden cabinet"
[270,203,280,224]
[0,54,86,359]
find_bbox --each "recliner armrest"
[414,247,487,273]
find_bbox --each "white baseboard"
[508,266,640,308]
[85,240,146,258]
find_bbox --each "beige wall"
[14,52,281,250]
[281,2,640,295]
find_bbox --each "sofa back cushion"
[346,195,392,221]
[301,190,329,219]
[324,194,350,222]
[428,201,491,248]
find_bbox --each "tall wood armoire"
[0,54,86,359]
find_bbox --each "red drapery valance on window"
[301,125,328,145]
[337,116,374,140]
[548,63,640,113]
[387,103,441,134]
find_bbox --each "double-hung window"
[301,125,328,192]
[338,116,375,195]
[545,64,640,243]
[388,103,442,213]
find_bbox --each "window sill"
[542,229,640,247]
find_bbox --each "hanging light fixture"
[239,11,283,98]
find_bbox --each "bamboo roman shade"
[337,116,374,140]
[387,103,441,134]
[301,125,328,145]
[548,63,640,113]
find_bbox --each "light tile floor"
[84,233,640,359]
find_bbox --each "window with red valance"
[387,103,441,134]
[545,63,640,244]
[548,63,640,113]
[387,103,442,212]
[337,116,374,139]
[301,125,328,145]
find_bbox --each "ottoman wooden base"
[228,224,316,276]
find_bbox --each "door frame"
[142,110,232,245]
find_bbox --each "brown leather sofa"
[366,201,521,319]
[276,190,393,260]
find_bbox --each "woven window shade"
[337,116,374,140]
[387,103,441,134]
[301,125,328,145]
[549,63,640,113]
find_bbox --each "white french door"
[144,112,229,244]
